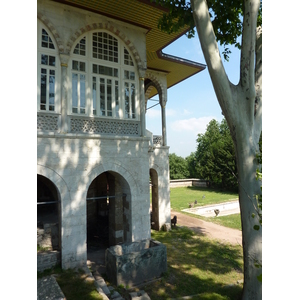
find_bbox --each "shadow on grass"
[144,227,243,300]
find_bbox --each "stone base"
[37,251,61,272]
[105,239,167,287]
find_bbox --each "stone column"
[161,104,167,146]
[60,53,70,133]
[139,69,146,137]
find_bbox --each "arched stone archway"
[37,174,62,270]
[86,170,132,250]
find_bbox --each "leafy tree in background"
[169,153,190,179]
[151,0,262,298]
[196,119,237,190]
[185,152,200,178]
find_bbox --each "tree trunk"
[191,1,262,299]
[235,125,262,300]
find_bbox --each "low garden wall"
[169,179,207,188]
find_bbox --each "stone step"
[129,290,151,300]
[37,275,66,300]
[92,270,111,295]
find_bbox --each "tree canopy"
[168,153,190,179]
[195,118,237,190]
[151,0,262,60]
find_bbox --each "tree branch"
[254,25,262,141]
[191,0,234,121]
[240,0,260,98]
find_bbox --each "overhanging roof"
[53,0,206,97]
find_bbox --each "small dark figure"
[214,209,220,217]
[194,200,198,204]
[171,215,177,227]
[189,203,194,208]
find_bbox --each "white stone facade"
[37,0,171,270]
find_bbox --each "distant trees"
[169,118,237,190]
[195,118,238,190]
[168,153,190,179]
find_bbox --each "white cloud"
[146,109,160,118]
[166,108,176,117]
[171,116,215,133]
[183,109,192,116]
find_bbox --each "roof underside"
[53,0,206,97]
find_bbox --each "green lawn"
[170,186,238,211]
[169,186,241,230]
[143,227,244,300]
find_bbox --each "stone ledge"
[37,275,66,300]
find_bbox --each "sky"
[146,34,241,158]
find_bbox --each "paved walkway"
[171,210,242,246]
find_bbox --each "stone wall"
[37,134,151,269]
[169,179,207,188]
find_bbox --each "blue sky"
[146,34,241,158]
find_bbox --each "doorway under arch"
[150,168,159,230]
[86,171,132,251]
[37,174,61,252]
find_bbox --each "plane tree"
[151,1,262,299]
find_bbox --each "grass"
[142,227,243,300]
[170,186,238,211]
[169,186,241,230]
[37,267,103,300]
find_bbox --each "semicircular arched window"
[70,30,138,120]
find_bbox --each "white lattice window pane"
[92,77,97,115]
[40,70,47,110]
[41,54,48,65]
[131,83,136,119]
[100,78,105,116]
[92,32,118,63]
[41,29,55,49]
[72,73,78,113]
[115,81,119,118]
[124,70,135,80]
[125,82,130,118]
[107,79,112,117]
[80,74,86,114]
[49,70,55,111]
[124,48,134,66]
[73,37,86,56]
[49,56,56,66]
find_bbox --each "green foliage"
[169,153,190,179]
[185,152,201,178]
[195,119,237,190]
[151,0,262,60]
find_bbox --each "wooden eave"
[52,0,206,96]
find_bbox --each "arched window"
[37,20,60,113]
[69,30,138,120]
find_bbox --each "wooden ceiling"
[53,0,206,95]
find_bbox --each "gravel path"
[171,210,242,246]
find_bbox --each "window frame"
[69,30,139,120]
[37,20,60,114]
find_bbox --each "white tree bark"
[191,0,262,299]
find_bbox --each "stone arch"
[37,164,70,199]
[145,72,166,107]
[86,160,138,195]
[37,13,64,53]
[65,22,143,68]
[86,162,136,247]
